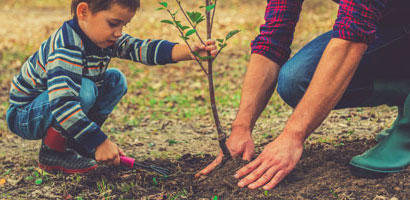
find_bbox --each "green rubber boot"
[360,80,410,142]
[350,92,410,177]
[375,107,403,142]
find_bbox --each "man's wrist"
[281,126,308,145]
[231,121,253,134]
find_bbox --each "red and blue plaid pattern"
[251,0,389,66]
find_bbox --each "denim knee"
[80,78,98,113]
[277,69,307,108]
[105,68,128,96]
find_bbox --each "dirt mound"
[75,139,410,199]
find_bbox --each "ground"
[0,0,409,199]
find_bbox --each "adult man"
[197,0,410,190]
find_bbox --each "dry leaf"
[0,178,6,185]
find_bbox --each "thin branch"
[213,45,225,60]
[210,0,217,33]
[166,9,208,75]
[175,0,206,45]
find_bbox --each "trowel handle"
[120,156,135,168]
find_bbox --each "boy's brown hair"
[71,0,140,17]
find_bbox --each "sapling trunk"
[205,0,231,160]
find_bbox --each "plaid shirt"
[251,0,389,66]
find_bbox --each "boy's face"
[77,3,136,48]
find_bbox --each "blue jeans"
[277,21,410,109]
[6,68,127,140]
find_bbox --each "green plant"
[24,168,50,185]
[97,177,111,199]
[170,188,188,200]
[157,0,240,164]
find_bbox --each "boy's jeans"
[277,20,410,109]
[6,68,127,140]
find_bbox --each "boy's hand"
[95,139,125,166]
[191,40,217,60]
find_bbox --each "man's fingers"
[235,158,261,179]
[263,170,287,190]
[195,153,223,178]
[247,166,278,189]
[237,162,269,188]
[242,148,254,161]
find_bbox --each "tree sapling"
[157,0,240,165]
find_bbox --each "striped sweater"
[9,19,177,152]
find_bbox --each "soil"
[1,134,409,199]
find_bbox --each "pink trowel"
[120,156,171,176]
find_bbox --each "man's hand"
[95,139,125,166]
[195,126,255,177]
[235,134,303,190]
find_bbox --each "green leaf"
[218,43,227,48]
[185,29,197,37]
[152,177,158,185]
[213,196,218,200]
[180,36,189,41]
[175,21,183,29]
[25,176,34,181]
[33,171,40,177]
[196,16,205,25]
[192,52,200,57]
[187,11,204,24]
[200,56,214,61]
[35,178,43,185]
[3,169,11,175]
[216,39,224,43]
[156,7,164,11]
[226,30,241,40]
[160,20,174,25]
[159,2,168,8]
[206,4,216,11]
[181,26,190,31]
[172,10,179,17]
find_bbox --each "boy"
[6,0,217,173]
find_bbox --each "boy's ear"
[76,2,90,20]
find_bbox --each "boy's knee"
[105,68,127,95]
[80,78,98,112]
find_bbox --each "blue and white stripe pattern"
[9,19,177,152]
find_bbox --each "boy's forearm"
[232,54,280,132]
[171,44,192,62]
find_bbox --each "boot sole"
[38,163,98,174]
[350,165,390,178]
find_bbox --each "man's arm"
[235,38,368,190]
[283,38,368,140]
[232,54,280,132]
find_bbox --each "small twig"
[210,0,217,33]
[166,9,208,75]
[213,45,225,60]
[176,0,206,45]
[223,178,236,188]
